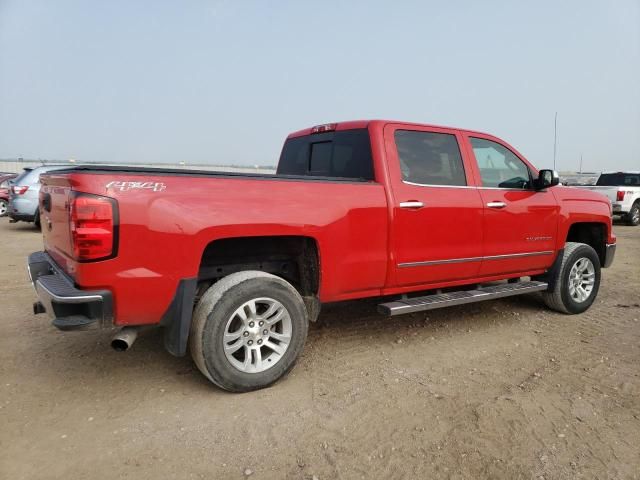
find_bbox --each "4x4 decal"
[106,181,166,192]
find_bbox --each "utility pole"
[553,112,558,170]
[579,154,583,174]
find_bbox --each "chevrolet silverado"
[28,120,616,391]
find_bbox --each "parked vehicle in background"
[0,174,17,217]
[560,173,599,187]
[8,166,69,228]
[578,172,640,226]
[29,120,616,392]
[0,173,17,182]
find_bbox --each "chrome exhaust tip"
[111,327,138,352]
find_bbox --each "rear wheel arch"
[197,235,321,297]
[163,235,322,359]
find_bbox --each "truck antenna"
[553,112,558,170]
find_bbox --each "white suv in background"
[580,172,640,226]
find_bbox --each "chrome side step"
[378,281,548,316]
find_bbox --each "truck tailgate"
[578,186,617,203]
[39,174,75,274]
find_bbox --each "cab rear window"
[277,129,374,181]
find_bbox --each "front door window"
[470,137,531,189]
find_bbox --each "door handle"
[486,201,507,209]
[399,201,424,209]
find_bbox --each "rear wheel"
[34,210,41,229]
[189,271,309,392]
[624,201,640,226]
[0,199,7,217]
[541,242,601,314]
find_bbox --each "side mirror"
[535,169,559,190]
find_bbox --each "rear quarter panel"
[56,173,389,325]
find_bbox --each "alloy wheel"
[222,297,292,373]
[568,257,595,303]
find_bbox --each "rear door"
[462,133,559,276]
[384,124,484,287]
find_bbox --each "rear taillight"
[11,185,29,195]
[70,193,118,261]
[616,191,625,201]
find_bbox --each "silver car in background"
[8,165,70,228]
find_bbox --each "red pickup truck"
[29,120,616,392]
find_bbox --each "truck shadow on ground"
[33,293,549,394]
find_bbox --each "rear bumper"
[8,196,37,219]
[603,243,616,268]
[28,251,113,330]
[8,210,35,222]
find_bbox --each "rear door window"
[394,130,467,186]
[277,129,374,180]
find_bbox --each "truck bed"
[50,165,374,183]
[39,167,389,326]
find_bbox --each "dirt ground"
[1,218,638,480]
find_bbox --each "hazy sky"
[1,0,638,171]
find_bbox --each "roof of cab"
[286,119,493,139]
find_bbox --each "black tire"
[541,242,601,314]
[624,201,640,226]
[34,210,41,230]
[0,199,7,217]
[189,271,309,392]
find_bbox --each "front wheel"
[0,199,7,217]
[624,202,640,226]
[541,242,601,314]
[189,271,309,392]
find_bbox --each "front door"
[384,125,484,288]
[464,134,559,276]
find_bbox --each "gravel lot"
[1,218,639,479]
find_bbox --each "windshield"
[277,129,374,181]
[596,173,640,186]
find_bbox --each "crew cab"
[28,120,616,392]
[578,172,640,226]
